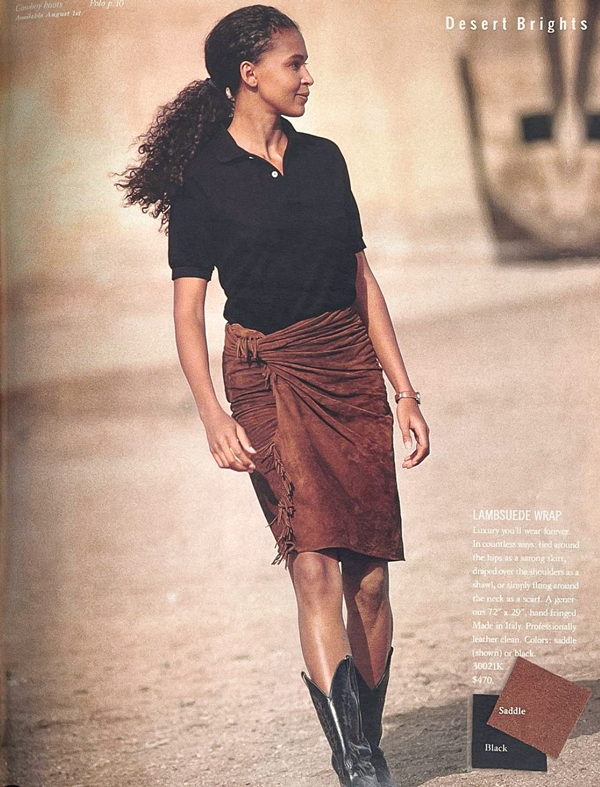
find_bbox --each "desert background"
[1,0,599,785]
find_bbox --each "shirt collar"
[213,116,299,163]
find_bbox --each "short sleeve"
[168,174,216,281]
[333,143,367,254]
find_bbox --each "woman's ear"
[239,60,258,89]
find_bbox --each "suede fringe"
[266,441,296,568]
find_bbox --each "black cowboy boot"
[302,655,380,786]
[354,647,398,787]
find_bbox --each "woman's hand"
[396,400,430,469]
[201,404,257,473]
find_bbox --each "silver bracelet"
[394,390,421,405]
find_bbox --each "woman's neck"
[227,109,287,160]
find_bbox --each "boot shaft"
[302,655,379,787]
[354,647,394,746]
[354,647,398,787]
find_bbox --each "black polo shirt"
[168,116,366,335]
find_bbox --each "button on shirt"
[168,116,366,335]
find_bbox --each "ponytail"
[113,77,233,231]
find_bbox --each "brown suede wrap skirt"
[222,303,405,570]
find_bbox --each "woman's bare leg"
[340,550,393,688]
[288,548,352,694]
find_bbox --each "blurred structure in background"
[456,0,600,260]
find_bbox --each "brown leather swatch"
[487,657,592,758]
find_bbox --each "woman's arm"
[354,251,430,469]
[173,277,257,473]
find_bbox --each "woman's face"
[247,28,314,116]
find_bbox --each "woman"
[115,5,430,786]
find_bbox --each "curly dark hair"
[113,4,300,232]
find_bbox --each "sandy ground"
[2,255,600,786]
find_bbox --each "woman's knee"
[289,549,341,602]
[341,553,389,607]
